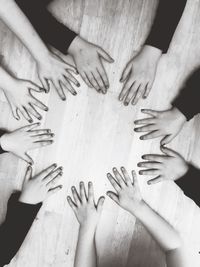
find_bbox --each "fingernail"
[147,181,151,185]
[62,97,66,101]
[120,78,123,82]
[38,116,42,120]
[54,163,57,167]
[77,83,80,87]
[137,163,140,167]
[45,107,48,111]
[141,155,145,159]
[124,102,128,106]
[60,172,63,176]
[59,185,63,189]
[140,136,143,140]
[139,171,142,175]
[134,128,137,132]
[107,173,111,177]
[73,91,77,96]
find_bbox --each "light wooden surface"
[0,0,200,266]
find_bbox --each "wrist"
[143,45,162,61]
[0,133,9,152]
[173,107,187,123]
[68,36,85,55]
[129,200,147,217]
[79,221,97,233]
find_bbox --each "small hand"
[107,167,142,214]
[0,122,54,164]
[138,146,188,184]
[134,107,186,144]
[19,164,63,204]
[3,78,48,122]
[37,51,80,100]
[67,181,105,228]
[68,36,114,94]
[119,45,162,106]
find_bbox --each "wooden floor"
[0,0,200,266]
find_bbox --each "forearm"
[15,0,77,54]
[74,225,97,267]
[131,201,181,252]
[0,0,49,61]
[0,192,41,266]
[145,0,187,53]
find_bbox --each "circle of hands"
[1,39,188,210]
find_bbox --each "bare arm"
[67,182,105,267]
[107,167,189,267]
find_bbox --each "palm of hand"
[119,186,142,213]
[76,203,100,226]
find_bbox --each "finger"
[107,173,121,193]
[106,191,119,205]
[131,170,138,185]
[140,130,162,140]
[97,65,109,91]
[32,133,54,142]
[81,72,93,88]
[46,171,63,188]
[134,124,157,133]
[143,80,154,98]
[31,96,48,112]
[86,72,100,91]
[67,195,77,212]
[61,77,77,96]
[20,107,33,123]
[147,175,163,185]
[141,154,165,162]
[160,145,177,157]
[119,78,135,102]
[92,70,106,94]
[43,167,63,183]
[19,152,34,165]
[23,165,32,183]
[79,181,87,203]
[48,185,62,196]
[71,186,81,206]
[27,81,44,92]
[97,196,105,213]
[97,47,114,63]
[141,109,159,117]
[38,163,58,180]
[120,61,132,82]
[137,161,161,169]
[113,167,126,187]
[88,182,95,203]
[134,118,156,125]
[124,82,139,106]
[63,71,80,87]
[132,84,146,105]
[8,102,20,120]
[120,167,132,185]
[38,76,49,93]
[161,134,175,145]
[139,169,159,176]
[30,129,51,135]
[32,140,53,149]
[26,103,42,120]
[20,122,41,131]
[53,80,66,101]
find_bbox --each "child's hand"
[107,167,143,214]
[134,107,186,144]
[119,45,161,106]
[138,146,188,184]
[67,182,105,229]
[68,36,114,94]
[36,51,80,100]
[0,123,54,164]
[19,164,63,204]
[3,78,48,122]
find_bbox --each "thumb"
[106,191,119,205]
[161,134,175,145]
[23,165,32,184]
[97,196,105,213]
[97,47,114,63]
[160,145,177,157]
[20,152,34,165]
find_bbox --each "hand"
[119,45,162,105]
[19,164,63,204]
[3,78,48,122]
[67,181,105,228]
[106,167,143,214]
[36,51,80,100]
[134,107,187,144]
[138,146,188,184]
[68,36,114,94]
[0,123,54,164]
